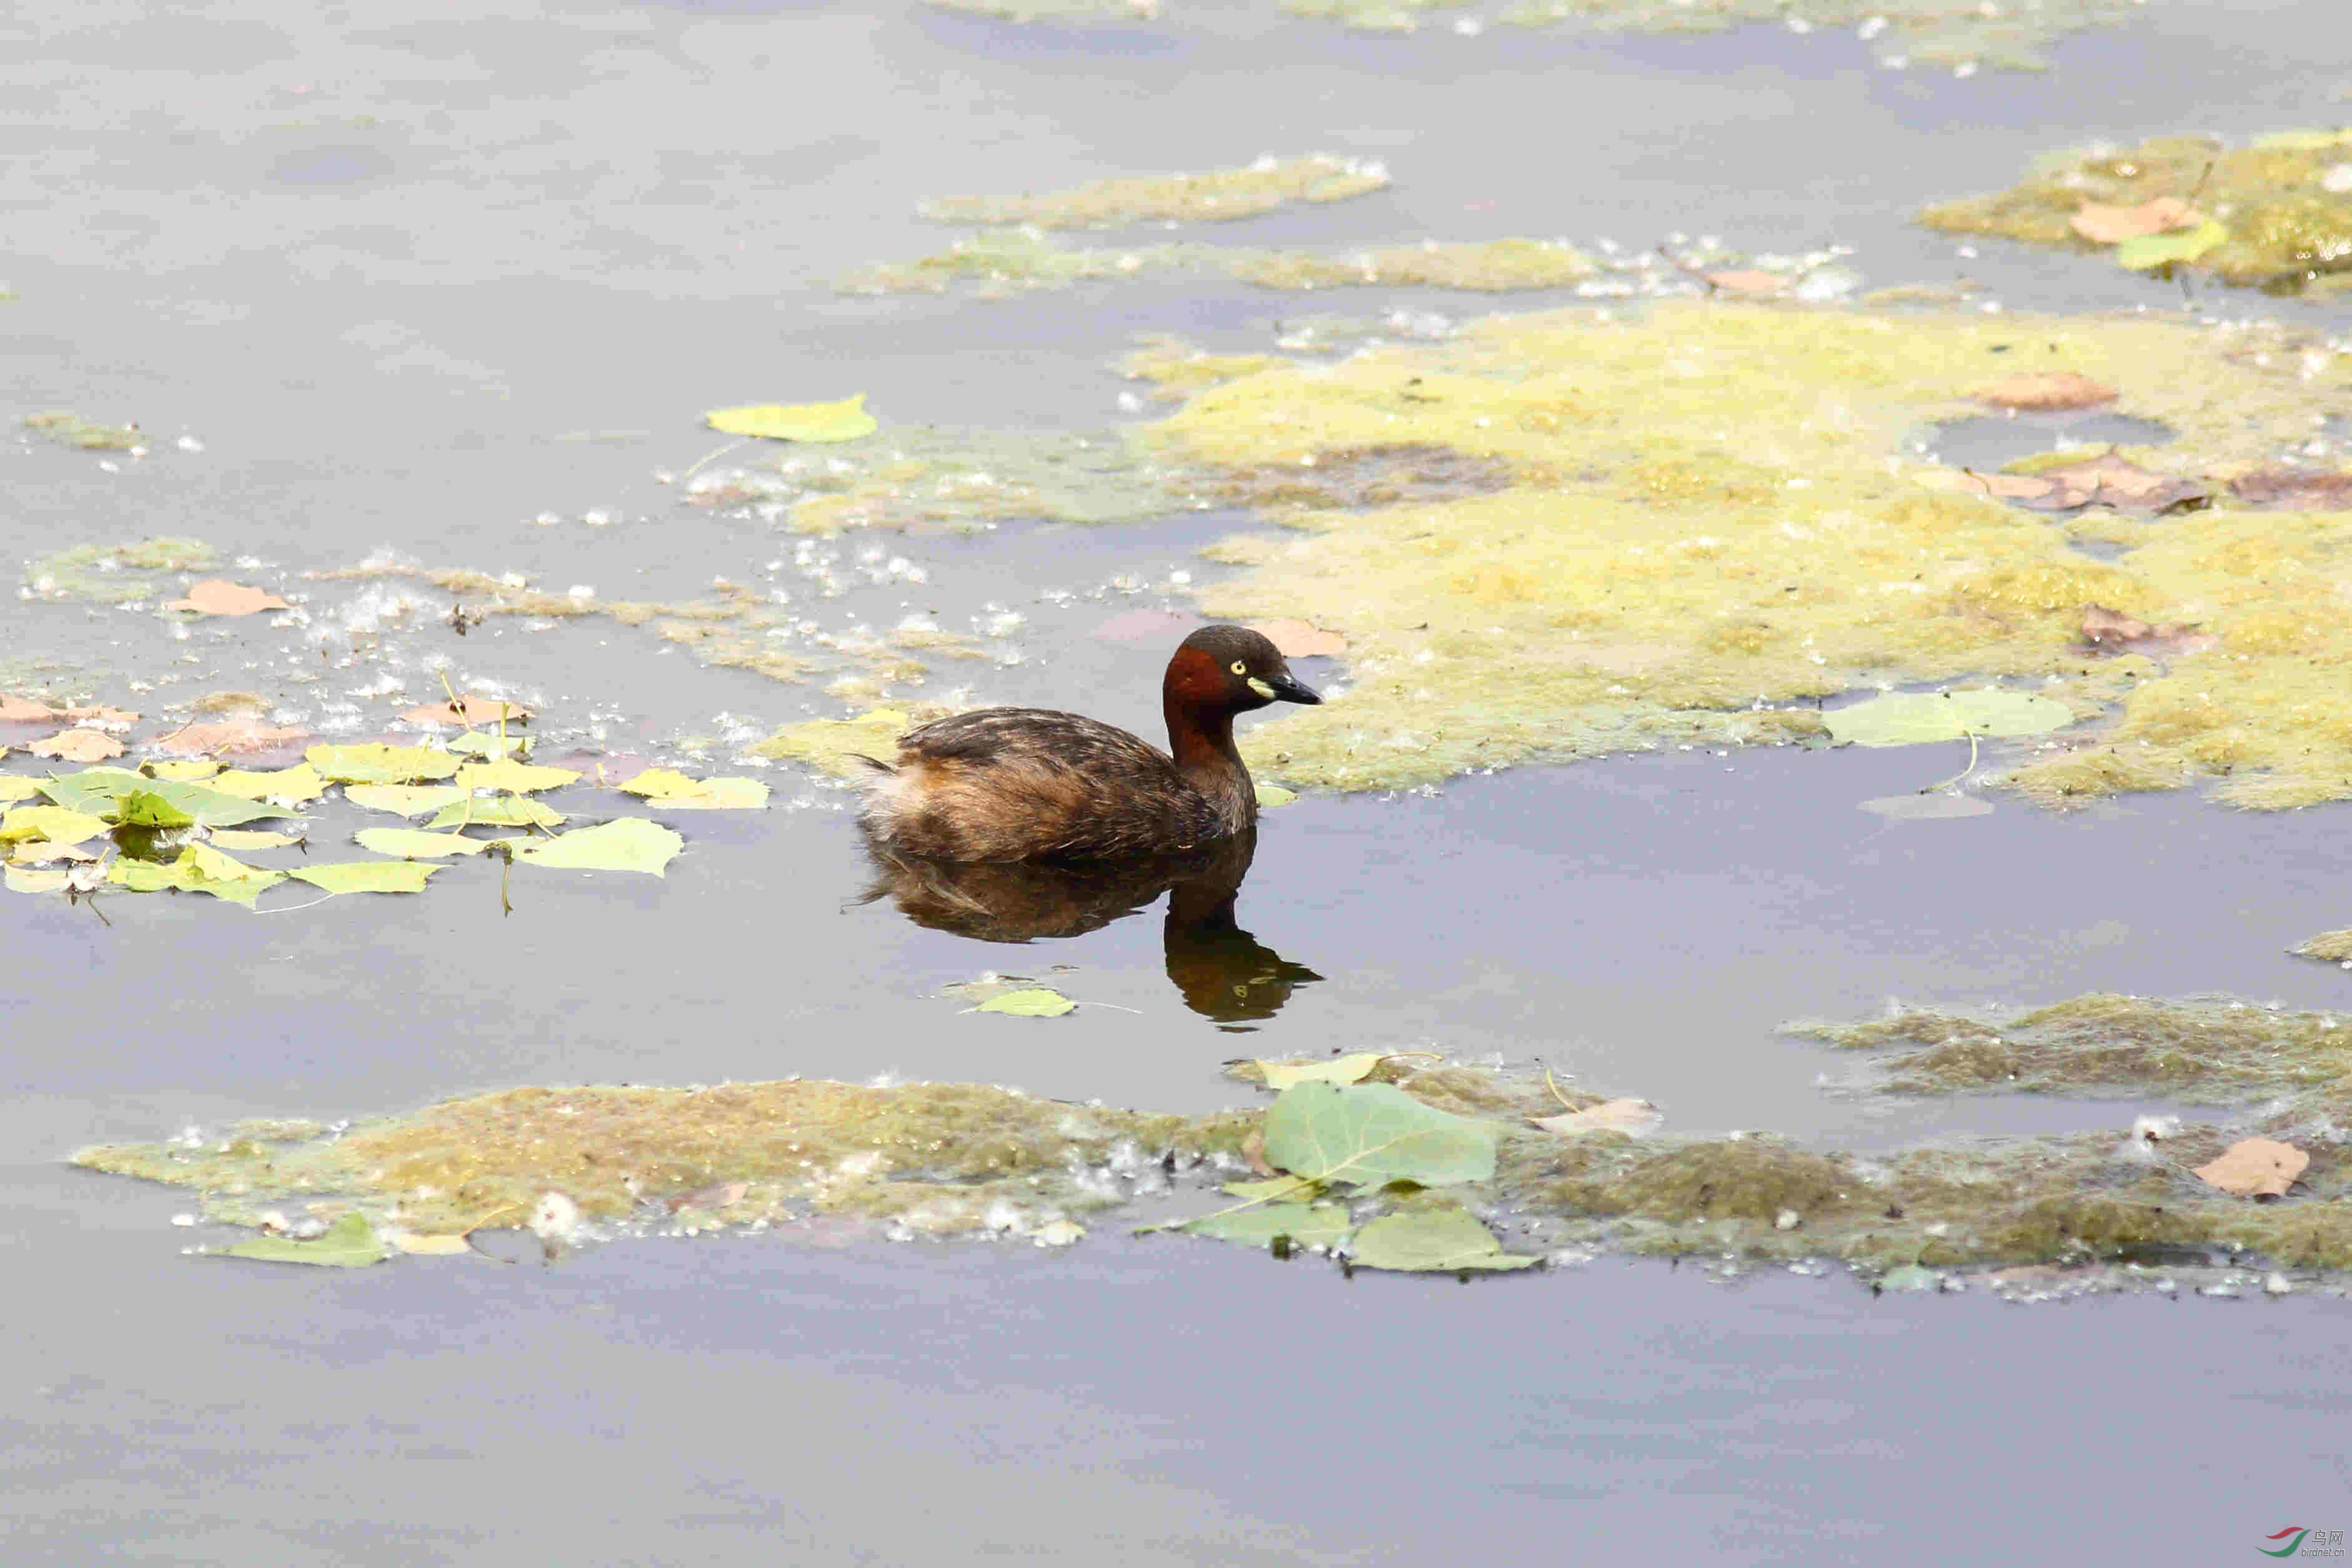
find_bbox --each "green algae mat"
[72,995,2352,1286]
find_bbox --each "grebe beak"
[1253,671,1321,705]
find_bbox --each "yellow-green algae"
[25,537,218,604]
[72,1008,2352,1272]
[22,410,140,450]
[1922,132,2352,293]
[1137,300,2352,806]
[1234,239,1595,292]
[920,156,1387,228]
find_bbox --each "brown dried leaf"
[2030,450,2210,515]
[59,705,138,727]
[1973,371,2118,412]
[164,580,292,617]
[28,729,124,762]
[665,1180,750,1215]
[1239,1128,1278,1179]
[1249,618,1348,658]
[2229,469,2352,511]
[2191,1138,2308,1199]
[2068,196,2203,245]
[2079,603,2218,658]
[1701,269,1789,294]
[388,1231,475,1256]
[1531,1098,1664,1138]
[151,722,310,757]
[401,695,533,726]
[0,697,59,723]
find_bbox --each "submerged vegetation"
[74,991,2352,1283]
[920,155,1389,227]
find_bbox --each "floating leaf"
[1184,1201,1354,1249]
[151,722,308,757]
[0,805,110,846]
[147,760,222,780]
[2191,1138,2308,1198]
[1249,618,1348,658]
[1346,1208,1540,1273]
[1532,1098,1664,1138]
[974,988,1076,1018]
[304,744,460,785]
[287,861,442,895]
[1824,689,2075,748]
[345,783,468,817]
[207,829,298,851]
[400,695,532,726]
[705,394,879,444]
[2228,469,2352,511]
[1262,1082,1498,1189]
[455,758,580,794]
[29,729,122,762]
[209,763,327,803]
[1254,782,1299,808]
[39,769,291,826]
[514,817,682,875]
[1972,371,2116,412]
[2079,604,2216,658]
[220,1212,385,1268]
[617,769,770,810]
[4,866,69,895]
[114,789,195,830]
[1701,268,1790,294]
[2068,196,2203,245]
[353,827,502,859]
[0,777,47,804]
[2116,221,2228,271]
[110,845,283,905]
[427,795,564,830]
[0,697,58,722]
[447,732,528,758]
[164,580,290,617]
[388,1231,475,1256]
[1253,1053,1386,1090]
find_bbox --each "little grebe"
[857,624,1320,862]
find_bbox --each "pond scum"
[69,993,2352,1287]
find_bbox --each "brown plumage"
[856,624,1321,862]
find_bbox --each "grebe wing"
[896,708,1174,772]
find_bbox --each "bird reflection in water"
[857,829,1320,1029]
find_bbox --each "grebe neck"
[1164,695,1254,825]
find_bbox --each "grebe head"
[1166,625,1322,713]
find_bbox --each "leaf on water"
[304,744,461,785]
[164,580,292,617]
[4,866,69,895]
[1248,1053,1387,1090]
[1346,1208,1540,1273]
[455,758,580,794]
[1220,1176,1319,1203]
[2025,450,2208,515]
[1972,370,2117,411]
[221,1212,386,1268]
[447,732,529,758]
[353,827,502,859]
[388,1231,474,1256]
[147,760,221,780]
[114,789,195,830]
[514,817,682,875]
[426,795,565,829]
[1701,269,1790,295]
[705,394,880,444]
[2079,604,2217,658]
[1262,1082,1498,1188]
[40,769,294,826]
[151,722,309,757]
[1823,689,2075,748]
[1531,1097,1664,1137]
[207,829,298,851]
[2068,196,2203,244]
[974,988,1076,1018]
[2116,221,2228,270]
[29,729,123,762]
[345,783,468,817]
[1254,782,1298,808]
[2191,1138,2309,1198]
[400,695,533,726]
[0,696,59,723]
[1184,1201,1355,1249]
[209,763,327,803]
[2229,469,2352,511]
[0,805,111,846]
[288,861,442,895]
[110,845,284,904]
[1249,618,1348,658]
[617,768,770,810]
[0,777,43,804]
[1859,793,1996,821]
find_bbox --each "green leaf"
[1254,782,1299,808]
[206,829,298,851]
[973,987,1076,1018]
[1221,1176,1319,1202]
[426,795,565,830]
[1262,1082,1498,1188]
[705,393,878,444]
[220,1212,387,1268]
[147,760,221,781]
[0,805,111,845]
[114,789,195,830]
[352,827,502,858]
[447,732,529,758]
[33,768,147,815]
[2116,221,2227,270]
[4,865,68,895]
[109,845,284,904]
[1346,1208,1541,1273]
[617,768,770,810]
[1822,688,2075,748]
[209,763,326,803]
[1258,1053,1386,1090]
[288,861,442,895]
[304,744,461,785]
[454,758,580,794]
[1184,1201,1354,1249]
[345,784,468,817]
[513,817,682,875]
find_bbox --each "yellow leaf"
[0,805,110,846]
[455,759,580,794]
[705,394,879,444]
[211,763,327,803]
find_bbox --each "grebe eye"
[1229,660,1248,675]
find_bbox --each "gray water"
[8,0,2352,1559]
